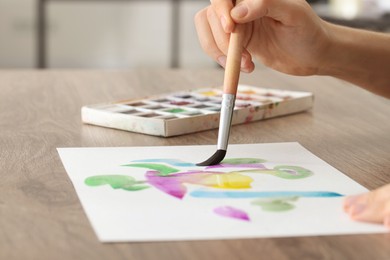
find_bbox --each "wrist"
[316,22,347,77]
[315,23,390,97]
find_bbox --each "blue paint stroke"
[130,159,195,167]
[190,190,344,198]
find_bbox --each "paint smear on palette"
[166,108,187,113]
[200,91,218,96]
[190,190,343,198]
[251,196,299,212]
[214,206,250,221]
[236,95,253,101]
[238,90,256,95]
[169,101,192,106]
[236,103,251,108]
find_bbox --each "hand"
[344,183,390,229]
[194,0,332,75]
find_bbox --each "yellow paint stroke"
[197,173,253,189]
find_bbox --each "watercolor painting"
[84,157,343,221]
[57,143,387,242]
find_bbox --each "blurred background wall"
[0,0,389,69]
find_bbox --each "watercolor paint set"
[81,85,314,137]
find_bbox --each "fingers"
[241,51,255,73]
[195,6,255,73]
[195,8,226,67]
[344,183,390,229]
[210,0,235,33]
[207,6,231,59]
[230,0,310,25]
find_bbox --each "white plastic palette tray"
[81,85,314,137]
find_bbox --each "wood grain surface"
[0,68,389,260]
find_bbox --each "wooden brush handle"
[223,0,246,94]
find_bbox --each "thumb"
[231,0,307,25]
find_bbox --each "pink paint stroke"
[145,170,227,199]
[213,206,250,222]
[145,171,187,199]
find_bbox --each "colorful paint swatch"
[165,108,187,113]
[120,109,138,115]
[170,101,192,106]
[82,85,314,136]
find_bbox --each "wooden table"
[1,68,389,259]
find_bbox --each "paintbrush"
[197,1,246,166]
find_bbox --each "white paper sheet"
[57,143,387,242]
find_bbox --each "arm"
[320,23,390,98]
[195,0,390,98]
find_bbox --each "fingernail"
[231,3,248,19]
[217,56,227,67]
[241,67,251,73]
[220,16,227,32]
[241,56,247,67]
[349,203,366,217]
[344,195,361,209]
[240,56,250,73]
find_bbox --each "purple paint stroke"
[145,171,187,199]
[214,206,250,222]
[145,170,222,199]
[206,163,266,170]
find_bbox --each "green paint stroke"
[240,165,313,179]
[252,196,299,212]
[85,175,149,191]
[221,158,266,164]
[273,165,313,179]
[122,163,179,176]
[167,108,186,113]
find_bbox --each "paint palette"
[81,85,314,136]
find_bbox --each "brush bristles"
[196,149,227,166]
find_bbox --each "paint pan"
[138,113,161,118]
[124,102,148,107]
[181,111,204,116]
[144,105,165,110]
[169,101,193,106]
[194,97,210,102]
[190,104,210,109]
[120,109,139,115]
[163,108,188,114]
[152,98,170,103]
[174,94,193,99]
[156,115,178,120]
